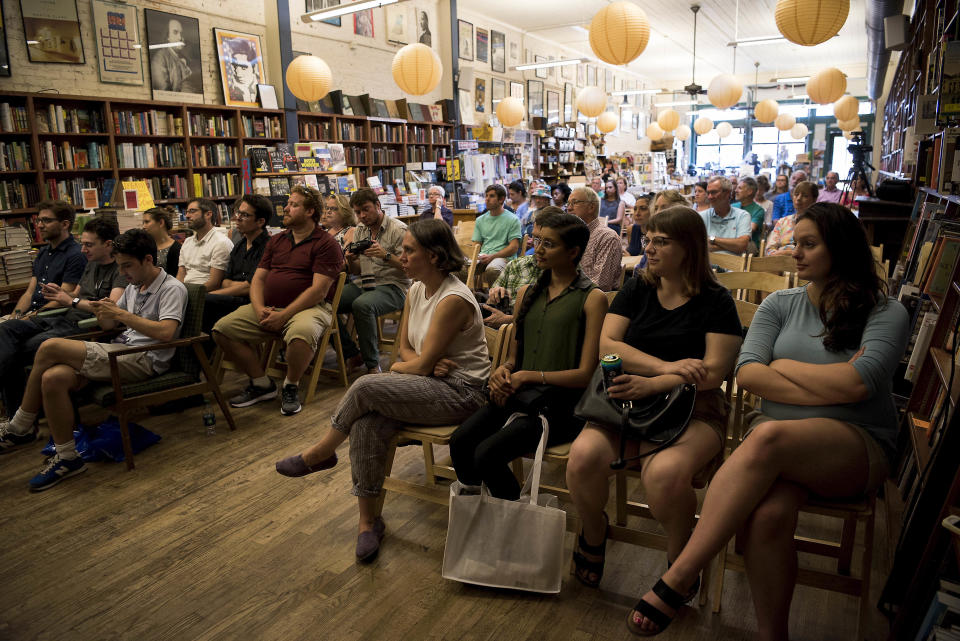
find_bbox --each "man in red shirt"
[213,186,344,416]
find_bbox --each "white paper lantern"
[716,121,733,138]
[707,74,743,109]
[775,0,850,47]
[674,124,691,141]
[638,136,652,152]
[391,43,443,95]
[833,95,858,121]
[285,55,333,101]
[807,67,847,104]
[774,112,796,131]
[790,123,809,139]
[597,111,619,133]
[646,122,664,141]
[589,1,650,65]
[577,86,607,118]
[496,97,524,127]
[693,116,713,135]
[656,109,680,132]
[754,99,779,123]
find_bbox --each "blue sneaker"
[28,454,87,492]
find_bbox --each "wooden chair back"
[459,242,481,290]
[709,252,747,272]
[716,271,791,303]
[746,253,796,275]
[870,244,883,263]
[454,221,475,243]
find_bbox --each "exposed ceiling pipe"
[866,0,906,100]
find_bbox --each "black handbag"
[508,384,561,415]
[573,365,697,469]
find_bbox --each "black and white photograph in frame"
[586,65,596,86]
[145,8,203,103]
[510,80,523,101]
[527,79,543,121]
[547,90,559,125]
[91,0,143,85]
[490,30,505,73]
[0,0,9,76]
[508,40,518,67]
[20,0,84,63]
[417,8,431,46]
[306,0,341,27]
[534,54,547,80]
[214,28,265,108]
[457,19,473,61]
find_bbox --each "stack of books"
[0,249,34,285]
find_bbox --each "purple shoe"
[355,517,386,562]
[275,453,337,477]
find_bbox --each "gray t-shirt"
[735,287,909,462]
[113,270,188,374]
[65,261,127,323]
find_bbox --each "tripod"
[842,132,874,202]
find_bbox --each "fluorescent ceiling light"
[654,100,698,107]
[302,0,398,23]
[515,58,583,71]
[149,41,185,50]
[790,94,809,99]
[612,89,663,96]
[727,35,788,46]
[775,76,810,83]
[26,40,39,45]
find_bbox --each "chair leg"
[304,335,328,406]
[194,343,237,432]
[711,542,728,613]
[117,411,136,471]
[422,443,437,485]
[375,439,399,518]
[856,510,875,641]
[615,471,628,526]
[211,348,224,384]
[837,514,856,576]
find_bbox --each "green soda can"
[601,354,623,392]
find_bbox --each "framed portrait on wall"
[564,83,573,123]
[491,77,505,112]
[416,8,432,47]
[354,9,374,37]
[145,9,203,103]
[586,65,596,86]
[458,87,473,125]
[527,79,543,121]
[605,68,614,92]
[91,0,143,85]
[577,64,585,87]
[534,54,547,80]
[476,28,488,63]
[475,78,485,113]
[490,30,505,73]
[20,0,84,63]
[561,58,573,80]
[508,40,518,66]
[547,90,559,126]
[0,0,9,76]
[510,81,523,101]
[385,4,410,45]
[457,19,473,61]
[214,28,265,108]
[306,0,341,27]
[620,106,631,131]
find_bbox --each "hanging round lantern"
[496,97,524,128]
[576,86,607,118]
[589,1,650,65]
[693,116,713,135]
[790,123,809,139]
[656,109,680,132]
[708,74,743,110]
[715,122,733,138]
[833,95,858,121]
[597,111,618,133]
[775,112,796,131]
[285,55,333,102]
[646,122,664,141]
[754,99,779,123]
[674,124,691,141]
[391,43,443,95]
[837,116,860,131]
[806,67,846,104]
[775,0,850,47]
[638,137,652,153]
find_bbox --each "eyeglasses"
[37,216,60,225]
[705,189,724,196]
[568,199,586,206]
[234,212,255,219]
[644,236,673,249]
[531,236,559,250]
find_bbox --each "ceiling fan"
[683,5,707,99]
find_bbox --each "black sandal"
[667,561,700,604]
[573,511,609,588]
[626,578,686,637]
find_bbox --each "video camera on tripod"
[845,131,875,198]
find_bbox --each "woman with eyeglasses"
[322,194,357,250]
[142,206,181,276]
[565,206,742,619]
[600,179,626,236]
[765,181,819,256]
[449,209,608,500]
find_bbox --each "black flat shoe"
[573,511,609,588]
[626,578,687,637]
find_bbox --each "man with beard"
[177,198,234,291]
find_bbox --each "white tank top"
[406,274,490,386]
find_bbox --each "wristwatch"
[384,252,394,262]
[71,297,81,308]
[709,235,717,245]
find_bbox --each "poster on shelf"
[90,0,142,84]
[145,9,203,103]
[20,0,84,64]
[214,28,265,108]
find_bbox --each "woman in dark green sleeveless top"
[449,210,608,500]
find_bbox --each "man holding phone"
[0,217,125,417]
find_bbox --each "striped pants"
[331,373,486,497]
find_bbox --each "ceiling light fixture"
[775,76,810,83]
[302,0,398,23]
[611,89,664,96]
[514,58,583,71]
[727,35,788,47]
[654,99,699,107]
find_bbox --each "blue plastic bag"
[42,417,161,462]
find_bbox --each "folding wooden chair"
[376,304,408,368]
[459,242,481,290]
[715,271,792,304]
[746,253,796,276]
[709,252,747,273]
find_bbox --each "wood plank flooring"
[0,373,893,641]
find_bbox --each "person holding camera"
[339,189,411,375]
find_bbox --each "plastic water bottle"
[202,400,216,436]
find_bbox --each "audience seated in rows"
[551,182,571,210]
[1,228,188,491]
[340,188,410,375]
[323,193,357,248]
[568,187,623,292]
[450,211,607,499]
[628,202,908,638]
[419,185,453,227]
[201,194,273,333]
[472,184,521,287]
[507,180,529,231]
[0,215,124,422]
[142,206,181,276]
[600,179,626,235]
[213,185,344,416]
[702,176,752,256]
[693,181,710,213]
[625,193,653,257]
[755,174,774,228]
[817,171,844,204]
[617,177,636,209]
[274,219,490,562]
[177,198,234,291]
[567,205,743,605]
[766,181,819,256]
[771,170,808,222]
[629,190,689,276]
[522,182,553,255]
[732,176,766,252]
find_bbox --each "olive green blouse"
[518,271,596,372]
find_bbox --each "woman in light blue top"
[625,202,909,638]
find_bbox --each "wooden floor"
[0,369,895,641]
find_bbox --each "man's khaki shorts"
[212,302,333,351]
[79,342,155,382]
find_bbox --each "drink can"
[601,354,622,392]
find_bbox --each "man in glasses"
[702,177,751,256]
[202,194,272,332]
[177,198,234,292]
[568,187,622,291]
[4,199,85,322]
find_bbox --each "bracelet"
[540,370,546,384]
[502,362,515,371]
[12,309,23,318]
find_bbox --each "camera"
[346,239,373,255]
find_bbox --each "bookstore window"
[694,126,745,170]
[749,127,807,167]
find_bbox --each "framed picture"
[306,0,341,27]
[0,0,9,76]
[20,0,84,63]
[475,78,485,113]
[91,0,142,84]
[491,77,505,112]
[508,40,519,66]
[620,106,631,131]
[561,58,574,80]
[632,112,640,131]
[457,19,473,61]
[564,83,573,123]
[586,65,596,86]
[577,64,585,87]
[354,9,374,37]
[547,90,559,125]
[214,28,265,108]
[145,9,203,103]
[605,68,614,92]
[416,8,431,47]
[458,87,473,125]
[527,79,543,121]
[385,4,409,45]
[547,56,556,80]
[534,54,547,80]
[524,48,531,64]
[491,30,505,73]
[258,84,278,109]
[476,28,488,63]
[510,81,523,101]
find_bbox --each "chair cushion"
[89,372,198,406]
[397,425,458,441]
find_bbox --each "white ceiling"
[467,0,869,90]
